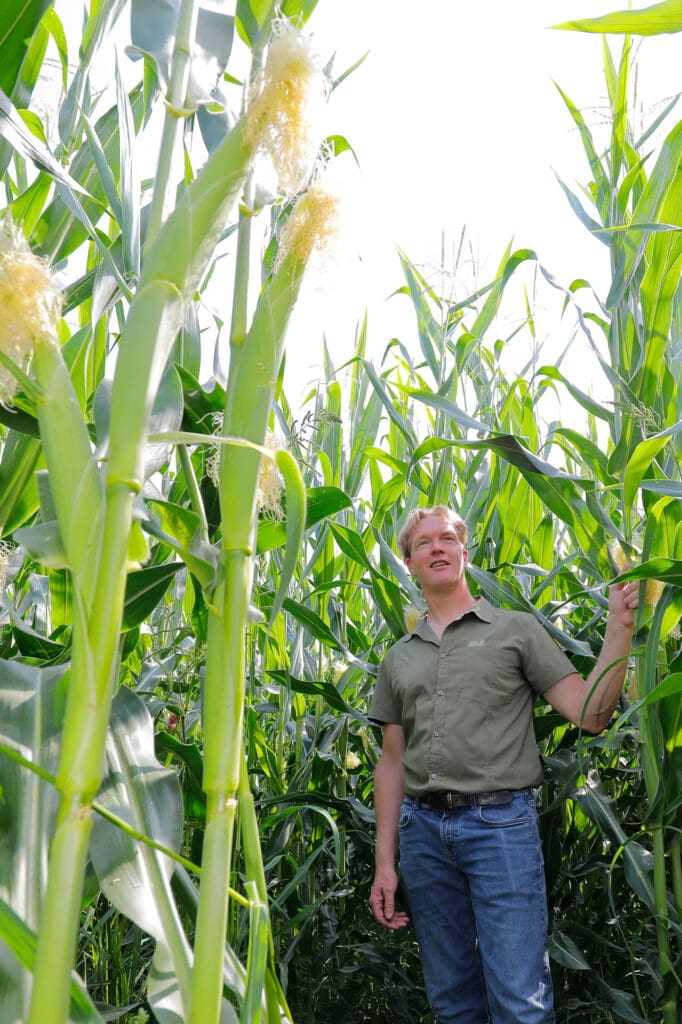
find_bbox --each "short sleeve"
[520,615,576,695]
[367,649,403,724]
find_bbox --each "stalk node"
[106,476,142,494]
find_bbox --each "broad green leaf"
[613,556,682,587]
[548,926,591,970]
[90,686,192,1022]
[406,388,488,433]
[370,568,407,640]
[553,84,610,220]
[538,366,613,424]
[328,521,371,571]
[624,421,682,516]
[0,87,89,196]
[122,563,183,631]
[0,433,41,535]
[236,0,317,47]
[554,2,682,35]
[130,0,235,102]
[607,121,682,311]
[575,770,656,912]
[34,85,144,262]
[362,360,416,444]
[0,0,53,97]
[282,598,342,650]
[639,479,682,497]
[467,563,593,657]
[0,661,70,1021]
[0,899,103,1023]
[257,485,351,553]
[470,247,539,340]
[267,670,365,722]
[412,434,605,564]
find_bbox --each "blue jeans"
[398,791,555,1024]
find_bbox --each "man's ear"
[405,556,413,575]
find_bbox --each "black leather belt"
[418,789,517,810]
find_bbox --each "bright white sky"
[294,0,681,405]
[51,1,681,413]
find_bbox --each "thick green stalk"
[30,105,257,1024]
[26,796,91,1024]
[146,0,199,246]
[189,253,307,1023]
[187,785,238,1021]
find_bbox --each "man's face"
[405,514,467,592]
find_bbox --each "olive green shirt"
[368,597,575,794]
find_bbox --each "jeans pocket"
[398,798,414,830]
[477,792,532,827]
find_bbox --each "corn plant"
[0,2,681,1023]
[0,1,351,1022]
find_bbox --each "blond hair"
[397,505,468,560]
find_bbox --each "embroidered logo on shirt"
[468,640,486,646]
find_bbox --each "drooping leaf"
[554,2,682,36]
[90,686,192,1023]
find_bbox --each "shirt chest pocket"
[448,645,522,708]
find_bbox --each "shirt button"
[440,652,447,659]
[437,690,444,696]
[431,773,438,779]
[433,730,440,737]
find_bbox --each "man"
[368,505,638,1024]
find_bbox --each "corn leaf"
[0,0,53,97]
[0,898,103,1024]
[0,662,74,1021]
[623,421,682,516]
[554,2,682,35]
[90,686,193,1023]
[575,770,656,912]
[0,433,41,534]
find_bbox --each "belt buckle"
[446,791,454,810]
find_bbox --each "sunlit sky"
[51,1,680,411]
[293,1,680,403]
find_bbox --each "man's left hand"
[608,579,639,632]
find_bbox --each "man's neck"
[423,585,477,639]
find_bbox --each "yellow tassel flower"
[207,419,283,519]
[332,660,347,685]
[274,176,341,274]
[257,431,284,520]
[0,540,14,592]
[246,16,327,197]
[0,217,61,402]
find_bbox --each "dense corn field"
[0,2,680,1022]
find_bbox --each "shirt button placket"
[429,648,447,781]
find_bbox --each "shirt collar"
[407,595,494,640]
